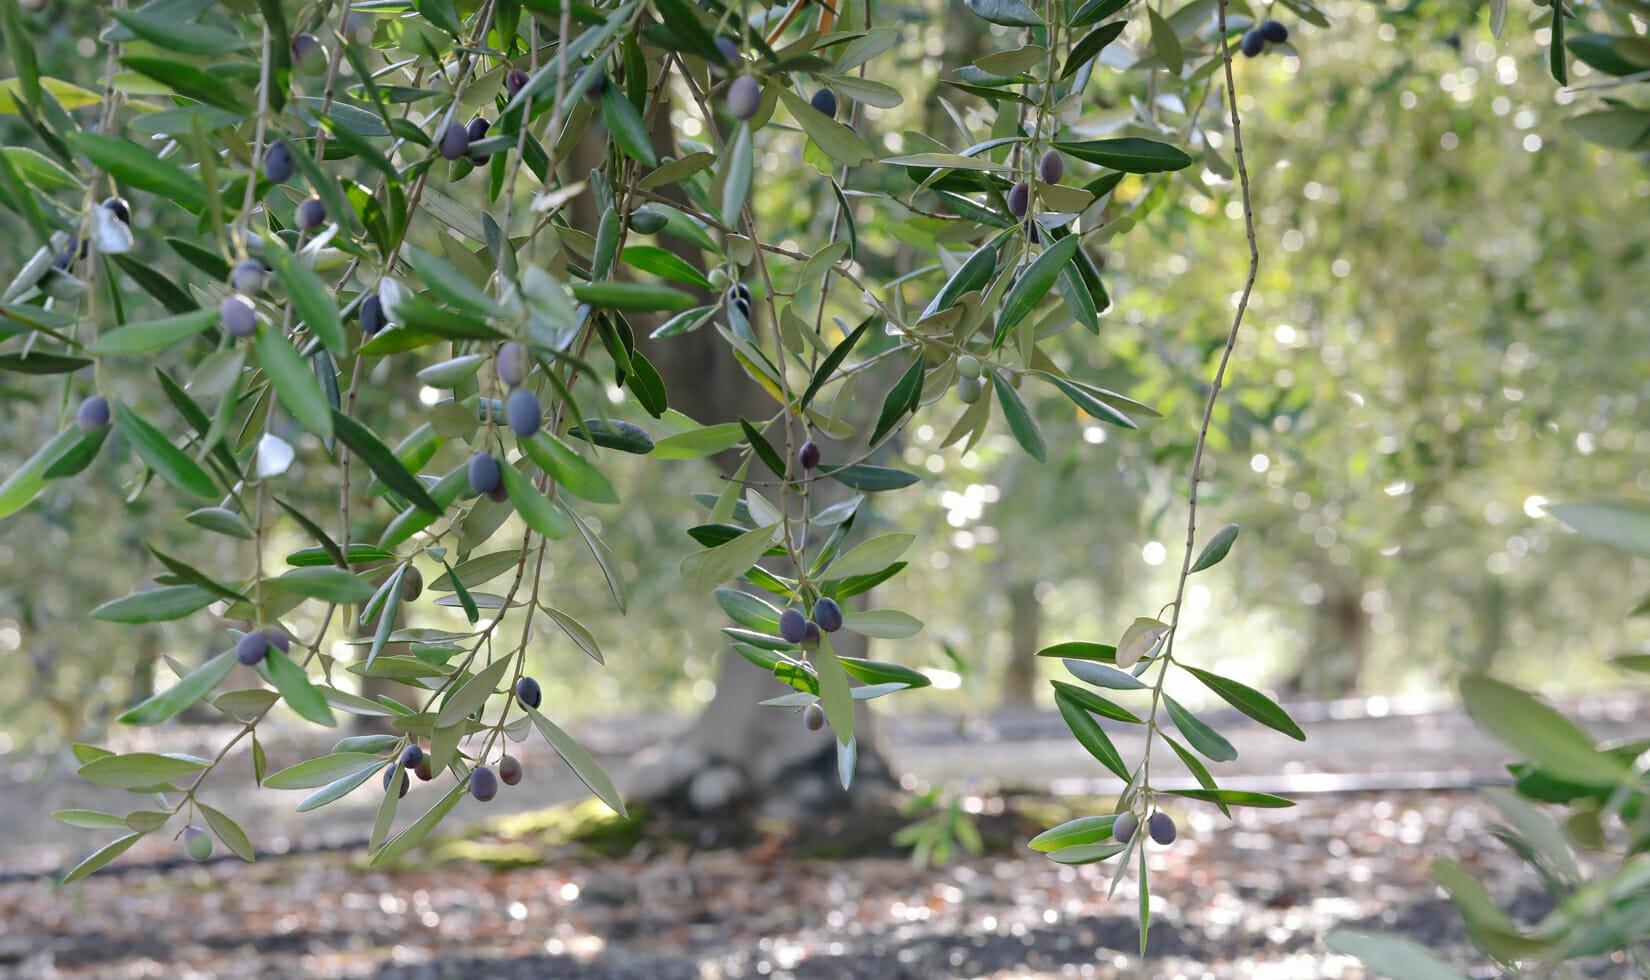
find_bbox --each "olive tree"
[0,0,1333,949]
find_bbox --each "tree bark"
[1000,578,1041,706]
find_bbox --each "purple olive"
[1112,810,1138,843]
[466,117,492,165]
[399,565,423,602]
[715,37,740,65]
[1241,29,1265,57]
[1038,149,1064,184]
[726,76,761,120]
[813,597,843,633]
[779,608,808,644]
[1149,811,1177,845]
[264,626,291,654]
[505,68,531,97]
[236,631,270,666]
[262,139,295,183]
[467,452,502,495]
[415,755,436,781]
[515,676,542,709]
[76,396,110,432]
[810,88,837,119]
[102,196,130,226]
[803,703,825,731]
[439,122,470,161]
[486,484,510,503]
[582,69,608,98]
[1260,19,1288,44]
[383,764,408,798]
[359,293,385,336]
[1007,181,1030,219]
[802,622,820,649]
[499,755,523,786]
[470,765,499,802]
[797,441,820,471]
[231,259,267,294]
[296,196,326,231]
[400,744,424,770]
[496,341,528,387]
[505,388,541,437]
[292,33,327,74]
[220,294,257,338]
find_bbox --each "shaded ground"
[2,694,1644,977]
[2,789,1611,978]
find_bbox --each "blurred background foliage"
[2,0,1647,754]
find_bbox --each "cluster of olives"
[381,676,542,803]
[1112,809,1177,846]
[1006,150,1065,222]
[438,116,493,168]
[777,598,848,729]
[1241,19,1290,58]
[466,342,543,501]
[955,353,985,404]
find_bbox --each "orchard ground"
[2,693,1641,978]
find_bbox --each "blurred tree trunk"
[1000,579,1040,706]
[1286,586,1368,699]
[569,87,897,827]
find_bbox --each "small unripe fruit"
[715,37,740,64]
[415,755,436,781]
[810,88,837,119]
[505,68,531,97]
[1241,29,1265,57]
[505,388,541,437]
[496,341,528,386]
[1112,810,1138,843]
[1038,149,1064,184]
[629,205,669,235]
[802,622,820,648]
[1260,19,1289,43]
[221,294,257,338]
[499,755,523,786]
[798,441,821,471]
[292,33,327,75]
[265,626,291,654]
[383,764,408,798]
[957,376,984,404]
[400,744,424,769]
[779,608,808,644]
[102,196,130,226]
[76,396,110,432]
[262,140,295,183]
[467,452,502,495]
[231,259,267,294]
[726,76,761,120]
[813,596,843,633]
[400,565,423,602]
[803,703,825,731]
[515,676,543,709]
[956,354,982,380]
[236,631,270,666]
[466,117,492,165]
[707,268,729,289]
[1149,811,1177,845]
[182,826,212,862]
[296,196,326,231]
[1007,181,1030,219]
[439,122,470,161]
[470,765,499,802]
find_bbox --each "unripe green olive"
[956,354,982,380]
[957,376,983,404]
